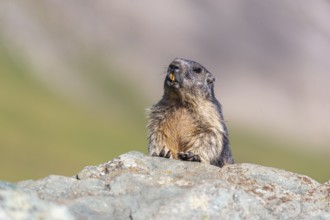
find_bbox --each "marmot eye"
[193,66,202,74]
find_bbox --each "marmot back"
[147,58,234,167]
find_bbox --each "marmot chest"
[161,107,200,154]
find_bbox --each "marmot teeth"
[169,72,175,82]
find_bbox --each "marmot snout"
[147,58,234,167]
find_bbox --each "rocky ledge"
[0,151,329,220]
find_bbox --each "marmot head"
[163,58,216,103]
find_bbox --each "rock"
[0,182,74,220]
[1,151,329,219]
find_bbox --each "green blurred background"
[1,1,329,183]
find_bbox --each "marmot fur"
[147,58,234,167]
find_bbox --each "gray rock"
[0,188,74,220]
[1,151,329,219]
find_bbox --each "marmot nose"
[168,62,181,74]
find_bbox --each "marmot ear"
[206,74,215,84]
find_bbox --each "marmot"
[147,58,234,167]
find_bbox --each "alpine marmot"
[147,58,234,167]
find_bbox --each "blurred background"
[0,0,329,183]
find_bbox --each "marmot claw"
[152,147,172,158]
[178,151,201,162]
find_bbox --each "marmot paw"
[151,146,172,158]
[177,151,201,162]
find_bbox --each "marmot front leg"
[148,129,175,159]
[178,132,223,165]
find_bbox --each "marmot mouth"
[166,72,180,89]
